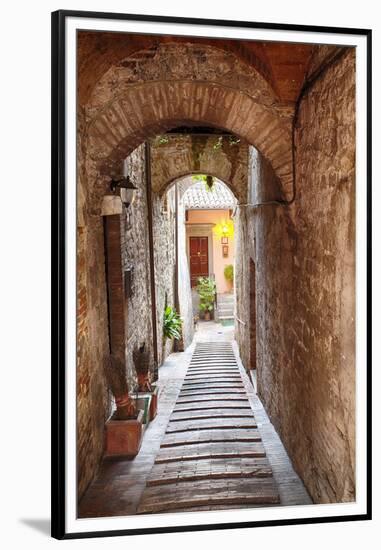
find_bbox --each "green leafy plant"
[228,136,241,146]
[155,135,169,145]
[213,136,223,150]
[191,174,215,192]
[163,306,182,340]
[224,264,234,282]
[196,277,216,314]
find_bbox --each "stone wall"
[152,187,177,364]
[77,216,111,501]
[236,50,356,504]
[287,49,356,502]
[77,105,112,499]
[122,146,154,390]
[177,189,195,349]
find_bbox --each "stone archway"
[86,81,292,195]
[80,41,293,214]
[150,133,248,203]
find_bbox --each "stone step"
[187,370,238,374]
[166,418,257,433]
[217,294,234,302]
[155,441,266,463]
[174,402,251,412]
[169,410,253,422]
[184,375,241,382]
[161,428,262,447]
[181,383,245,390]
[178,389,246,397]
[195,344,232,349]
[218,314,234,321]
[176,395,249,404]
[137,478,280,514]
[147,467,273,486]
[217,305,234,312]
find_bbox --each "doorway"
[189,236,209,287]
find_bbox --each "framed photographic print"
[222,245,229,258]
[221,237,229,244]
[51,9,372,540]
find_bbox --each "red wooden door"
[189,236,209,287]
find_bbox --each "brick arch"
[150,134,249,203]
[78,33,281,105]
[88,81,293,196]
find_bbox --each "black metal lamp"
[110,176,137,208]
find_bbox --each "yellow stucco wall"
[186,209,234,293]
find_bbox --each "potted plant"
[133,342,152,392]
[163,305,182,340]
[132,342,160,422]
[104,354,144,458]
[224,264,234,287]
[162,305,183,358]
[196,276,216,321]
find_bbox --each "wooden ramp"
[137,342,280,514]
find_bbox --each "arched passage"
[150,133,248,203]
[87,81,292,194]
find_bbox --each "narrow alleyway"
[79,323,311,517]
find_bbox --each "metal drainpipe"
[173,181,183,352]
[145,141,159,381]
[174,181,179,312]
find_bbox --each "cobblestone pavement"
[79,322,312,518]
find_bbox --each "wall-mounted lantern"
[110,176,137,209]
[124,266,134,298]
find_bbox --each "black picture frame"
[51,9,372,540]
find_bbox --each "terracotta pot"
[104,410,144,458]
[133,346,152,392]
[149,386,159,420]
